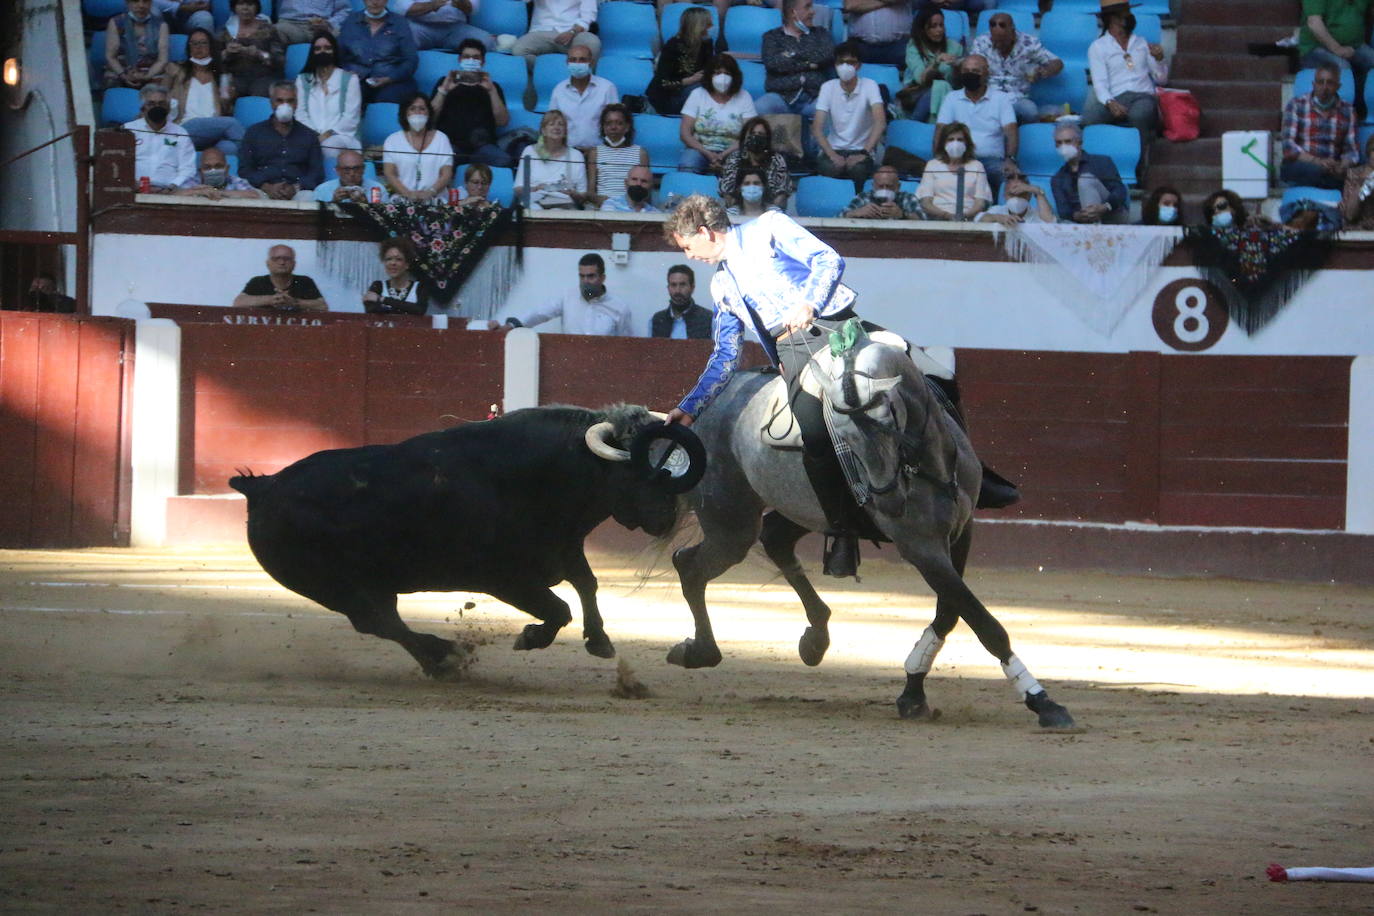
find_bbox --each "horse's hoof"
[798,627,829,667]
[512,623,556,652]
[423,643,474,681]
[896,693,941,721]
[1026,691,1077,730]
[666,638,721,669]
[584,633,616,659]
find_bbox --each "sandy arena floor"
[1,541,1372,913]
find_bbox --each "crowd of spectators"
[97,0,1374,237]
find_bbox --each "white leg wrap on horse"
[904,626,945,675]
[1001,655,1043,700]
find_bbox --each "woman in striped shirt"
[586,104,650,208]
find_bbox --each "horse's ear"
[870,376,902,394]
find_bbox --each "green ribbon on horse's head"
[828,317,865,358]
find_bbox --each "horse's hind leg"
[899,528,1075,729]
[669,509,762,669]
[759,510,833,666]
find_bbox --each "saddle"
[759,331,956,450]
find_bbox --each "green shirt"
[1299,0,1372,56]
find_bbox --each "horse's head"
[816,339,917,509]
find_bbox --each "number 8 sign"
[1152,279,1229,352]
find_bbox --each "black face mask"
[1121,13,1136,33]
[745,133,768,153]
[580,283,606,301]
[959,72,982,92]
[309,52,333,69]
[146,105,169,125]
[626,185,650,203]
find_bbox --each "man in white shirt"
[1082,0,1168,171]
[125,85,197,191]
[312,149,387,203]
[935,53,1018,198]
[489,253,635,336]
[393,0,493,52]
[511,0,601,62]
[843,0,911,66]
[547,44,619,151]
[812,41,886,189]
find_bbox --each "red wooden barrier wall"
[0,313,133,547]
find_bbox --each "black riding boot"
[926,375,1021,509]
[802,452,861,578]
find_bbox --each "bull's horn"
[648,410,669,420]
[585,421,631,462]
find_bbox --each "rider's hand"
[665,407,694,427]
[783,302,816,333]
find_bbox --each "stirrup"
[822,531,859,579]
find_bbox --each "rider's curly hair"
[662,194,730,243]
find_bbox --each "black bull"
[229,405,699,676]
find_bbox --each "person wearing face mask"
[313,148,387,203]
[1200,190,1256,231]
[295,32,363,160]
[600,165,660,214]
[727,167,773,218]
[756,0,836,121]
[680,55,758,173]
[1082,0,1168,178]
[217,0,283,98]
[649,265,714,339]
[382,93,456,202]
[548,45,621,153]
[719,117,792,210]
[125,85,198,192]
[813,42,886,191]
[1048,121,1128,224]
[1279,62,1359,191]
[1297,0,1374,123]
[165,29,244,155]
[587,105,649,207]
[935,53,1017,199]
[339,0,421,104]
[432,39,513,167]
[975,171,1054,225]
[647,6,714,116]
[842,164,922,219]
[1140,185,1184,226]
[237,80,325,200]
[917,121,991,219]
[176,147,263,199]
[488,253,634,336]
[103,0,170,89]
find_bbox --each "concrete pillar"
[130,318,181,546]
[1347,355,1374,533]
[503,327,540,412]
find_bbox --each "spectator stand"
[233,95,273,129]
[635,114,684,175]
[285,43,311,80]
[598,2,659,59]
[361,102,400,148]
[470,0,529,38]
[795,175,855,217]
[656,171,718,208]
[722,6,780,58]
[1084,123,1141,186]
[885,119,935,162]
[101,87,141,127]
[597,56,655,99]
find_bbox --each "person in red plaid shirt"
[1280,62,1360,189]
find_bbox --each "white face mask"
[872,188,895,202]
[944,139,966,159]
[1157,203,1178,224]
[407,113,428,132]
[1056,142,1079,161]
[835,63,857,82]
[273,102,294,123]
[1006,195,1030,215]
[189,56,213,66]
[711,72,732,93]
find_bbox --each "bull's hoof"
[666,638,722,669]
[584,632,616,659]
[513,623,558,652]
[797,626,830,667]
[1025,690,1077,730]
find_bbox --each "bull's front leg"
[488,584,573,652]
[565,548,615,659]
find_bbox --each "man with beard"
[488,253,635,336]
[649,264,712,339]
[1083,0,1168,174]
[599,165,660,214]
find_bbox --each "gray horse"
[667,334,1076,728]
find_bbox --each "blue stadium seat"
[1083,123,1140,184]
[83,0,126,19]
[483,52,528,104]
[739,59,766,99]
[992,0,1040,9]
[361,102,400,147]
[940,9,969,45]
[1038,11,1101,60]
[225,153,239,176]
[499,105,543,136]
[284,43,310,79]
[531,54,566,110]
[1293,67,1356,104]
[660,2,719,43]
[597,56,654,97]
[979,8,1035,35]
[1133,13,1162,43]
[865,64,901,101]
[1359,124,1374,152]
[454,164,517,207]
[597,2,659,58]
[885,119,936,161]
[1029,61,1089,113]
[168,33,188,62]
[796,175,857,217]
[416,49,458,94]
[471,0,528,36]
[101,87,141,126]
[232,95,272,127]
[1017,122,1061,182]
[723,6,781,57]
[636,114,685,173]
[656,170,719,207]
[88,31,107,85]
[1280,185,1343,208]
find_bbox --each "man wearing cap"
[1082,0,1168,172]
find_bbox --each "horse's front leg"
[759,510,833,666]
[668,514,761,669]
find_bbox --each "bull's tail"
[227,468,273,505]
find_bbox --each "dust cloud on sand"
[2,545,1372,913]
